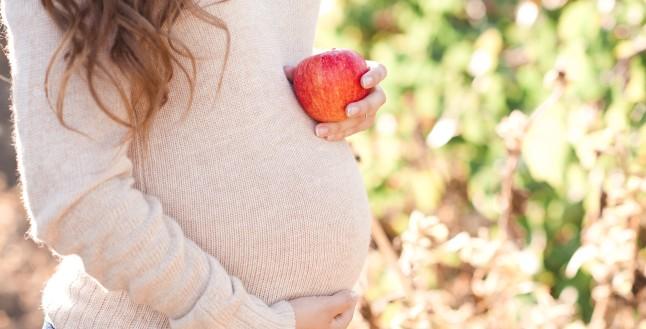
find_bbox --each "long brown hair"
[41,0,230,152]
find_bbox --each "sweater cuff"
[268,299,295,327]
[169,257,295,329]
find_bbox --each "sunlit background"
[1,0,645,328]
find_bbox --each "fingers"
[361,60,388,89]
[315,113,377,141]
[346,86,386,118]
[316,117,362,141]
[339,114,376,140]
[283,65,296,83]
[325,290,358,316]
[314,86,384,141]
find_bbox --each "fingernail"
[346,105,359,117]
[316,126,329,137]
[362,76,372,87]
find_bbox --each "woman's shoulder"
[1,0,54,34]
[2,0,42,20]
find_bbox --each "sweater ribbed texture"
[2,0,373,328]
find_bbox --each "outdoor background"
[1,0,645,328]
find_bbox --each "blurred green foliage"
[315,0,645,324]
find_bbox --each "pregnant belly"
[147,115,373,305]
[208,161,373,304]
[190,148,372,304]
[139,73,374,304]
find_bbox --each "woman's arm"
[1,2,294,328]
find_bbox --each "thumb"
[326,290,358,315]
[283,65,296,82]
[331,305,356,329]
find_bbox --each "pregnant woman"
[2,0,388,328]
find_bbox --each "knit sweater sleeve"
[1,2,295,329]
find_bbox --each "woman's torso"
[42,0,373,327]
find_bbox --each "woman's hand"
[284,60,388,141]
[288,289,359,329]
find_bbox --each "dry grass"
[0,179,56,329]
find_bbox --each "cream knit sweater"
[1,0,373,328]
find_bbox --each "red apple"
[292,48,370,123]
